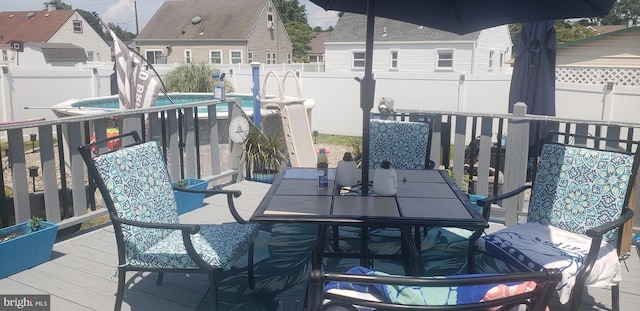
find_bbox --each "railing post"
[503,102,529,226]
[7,129,30,223]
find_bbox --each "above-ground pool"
[51,93,263,118]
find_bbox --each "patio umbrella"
[508,21,557,117]
[508,20,557,158]
[310,0,616,195]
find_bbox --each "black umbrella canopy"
[310,0,616,194]
[310,0,616,35]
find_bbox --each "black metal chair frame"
[475,131,639,311]
[308,268,561,311]
[78,131,255,311]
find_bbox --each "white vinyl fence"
[1,63,639,137]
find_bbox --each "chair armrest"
[173,187,249,224]
[576,207,634,289]
[476,185,531,220]
[585,207,634,239]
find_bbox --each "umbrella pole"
[360,0,376,195]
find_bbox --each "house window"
[3,50,8,61]
[230,51,242,64]
[267,14,275,29]
[73,20,83,33]
[146,50,164,64]
[87,51,94,61]
[390,51,398,70]
[353,52,365,69]
[436,50,453,70]
[210,50,222,64]
[488,50,495,69]
[499,53,504,68]
[287,53,292,64]
[248,51,253,63]
[185,50,192,63]
[266,52,276,64]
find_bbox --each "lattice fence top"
[556,66,640,86]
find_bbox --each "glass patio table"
[250,168,488,275]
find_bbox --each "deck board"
[0,180,638,310]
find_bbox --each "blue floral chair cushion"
[369,119,430,169]
[528,144,633,241]
[93,141,259,270]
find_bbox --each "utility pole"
[135,1,139,35]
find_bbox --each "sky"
[1,0,340,33]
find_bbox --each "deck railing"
[1,101,639,233]
[0,98,247,230]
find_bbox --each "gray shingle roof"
[136,0,267,41]
[328,13,480,43]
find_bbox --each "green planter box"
[173,178,208,215]
[0,221,58,278]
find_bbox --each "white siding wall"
[49,12,111,62]
[474,25,512,74]
[18,47,48,66]
[556,30,640,67]
[325,42,475,73]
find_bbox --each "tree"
[44,0,71,10]
[275,0,314,62]
[78,10,105,39]
[105,23,136,41]
[509,20,598,47]
[600,0,640,25]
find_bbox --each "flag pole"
[92,12,176,106]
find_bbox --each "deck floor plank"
[0,180,638,310]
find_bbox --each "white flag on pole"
[111,30,159,110]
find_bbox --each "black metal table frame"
[250,168,488,276]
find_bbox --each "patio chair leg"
[570,280,586,311]
[156,272,164,285]
[209,273,217,311]
[114,269,126,311]
[612,284,620,311]
[248,242,255,289]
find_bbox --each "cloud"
[102,0,135,28]
[308,9,339,29]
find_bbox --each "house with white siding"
[324,13,512,75]
[136,0,293,65]
[555,25,640,87]
[0,8,110,66]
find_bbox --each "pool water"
[71,93,256,114]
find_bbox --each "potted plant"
[241,126,288,184]
[173,178,209,215]
[0,216,58,278]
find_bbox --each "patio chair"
[368,118,434,170]
[475,132,639,311]
[308,266,561,311]
[78,131,260,311]
[336,117,435,270]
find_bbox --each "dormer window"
[73,20,83,33]
[267,14,274,29]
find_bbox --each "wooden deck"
[1,180,638,310]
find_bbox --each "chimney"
[47,4,56,11]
